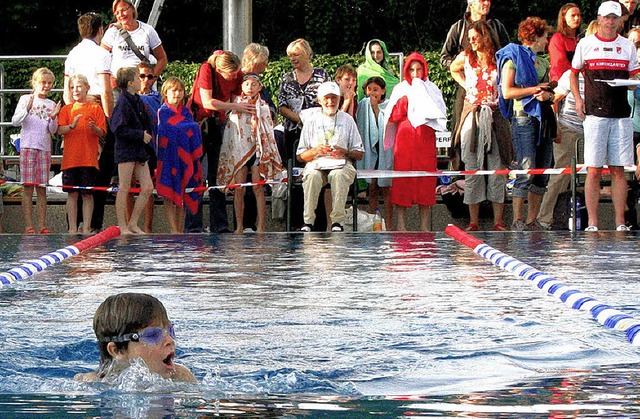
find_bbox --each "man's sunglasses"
[139,74,156,80]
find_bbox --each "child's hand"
[71,114,83,129]
[26,94,35,113]
[49,101,62,119]
[143,131,153,144]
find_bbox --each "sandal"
[25,227,36,234]
[465,223,479,231]
[40,227,52,234]
[493,222,508,231]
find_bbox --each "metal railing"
[0,55,66,158]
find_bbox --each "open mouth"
[162,353,175,367]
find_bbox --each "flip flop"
[40,227,52,234]
[25,227,36,234]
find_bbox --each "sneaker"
[526,220,546,231]
[331,223,344,232]
[465,223,479,231]
[300,224,312,232]
[585,225,599,232]
[511,219,526,231]
[616,224,631,231]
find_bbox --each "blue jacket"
[496,43,541,121]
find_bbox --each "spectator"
[217,73,283,233]
[137,62,162,232]
[57,74,106,234]
[356,76,393,227]
[497,17,556,231]
[450,20,511,232]
[296,81,364,232]
[572,1,640,231]
[383,52,447,231]
[156,77,203,234]
[356,39,399,102]
[622,0,640,33]
[441,0,510,170]
[11,67,61,234]
[278,38,331,162]
[549,3,582,82]
[101,0,168,84]
[65,12,115,233]
[110,67,155,235]
[335,64,358,118]
[188,50,249,233]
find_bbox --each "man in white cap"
[570,0,640,231]
[296,81,364,232]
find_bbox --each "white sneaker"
[300,224,312,232]
[616,224,631,231]
[585,226,598,232]
[331,223,344,232]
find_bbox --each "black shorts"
[62,167,98,195]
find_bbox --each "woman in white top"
[101,0,168,82]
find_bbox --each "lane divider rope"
[444,224,640,346]
[0,226,121,287]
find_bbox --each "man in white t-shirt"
[571,1,640,231]
[64,13,114,118]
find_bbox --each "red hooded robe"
[388,52,437,207]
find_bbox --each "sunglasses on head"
[100,323,175,346]
[139,73,156,80]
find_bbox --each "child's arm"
[11,95,32,126]
[57,114,82,135]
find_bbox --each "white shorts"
[583,115,633,167]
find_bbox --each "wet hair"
[93,293,170,377]
[161,76,186,103]
[115,67,138,90]
[31,67,55,90]
[465,20,499,67]
[112,0,138,20]
[241,43,269,72]
[77,12,103,39]
[362,76,386,100]
[286,38,313,59]
[517,17,551,45]
[68,74,89,91]
[557,3,580,37]
[335,64,357,80]
[207,50,241,74]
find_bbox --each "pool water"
[0,232,639,417]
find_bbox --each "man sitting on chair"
[297,81,364,232]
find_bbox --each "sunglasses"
[100,323,175,346]
[139,74,156,80]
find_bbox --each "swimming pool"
[0,232,639,417]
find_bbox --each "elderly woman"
[277,38,330,162]
[497,17,556,231]
[383,52,447,231]
[356,39,399,101]
[101,0,168,81]
[450,20,512,232]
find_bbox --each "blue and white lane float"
[444,224,640,346]
[0,226,121,287]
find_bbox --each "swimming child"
[74,292,196,382]
[156,76,203,234]
[57,74,106,234]
[11,67,61,234]
[217,72,283,233]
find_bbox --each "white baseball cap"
[317,81,340,99]
[598,1,622,17]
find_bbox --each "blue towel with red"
[156,103,203,215]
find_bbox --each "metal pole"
[571,155,577,232]
[222,0,252,58]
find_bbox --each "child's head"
[93,293,177,379]
[208,50,241,81]
[31,67,55,97]
[362,76,386,102]
[115,66,140,92]
[241,72,263,98]
[335,64,357,94]
[77,12,103,40]
[137,62,157,93]
[161,76,186,106]
[68,74,90,102]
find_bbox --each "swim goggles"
[99,323,175,345]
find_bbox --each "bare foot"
[234,228,243,234]
[119,226,134,235]
[128,225,145,234]
[68,228,79,234]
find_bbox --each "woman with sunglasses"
[75,293,196,382]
